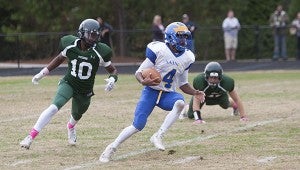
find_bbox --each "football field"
[0,70,299,170]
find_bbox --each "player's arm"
[229,89,247,119]
[135,58,159,86]
[104,64,118,81]
[32,53,66,84]
[46,53,66,71]
[179,70,205,102]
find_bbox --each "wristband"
[193,111,202,120]
[109,74,118,82]
[40,67,49,76]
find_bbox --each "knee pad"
[48,104,59,116]
[174,100,185,111]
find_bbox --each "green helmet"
[78,19,101,47]
[204,62,223,86]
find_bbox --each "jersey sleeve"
[136,58,155,73]
[145,43,157,64]
[58,35,77,52]
[193,74,206,90]
[145,41,165,64]
[95,43,113,67]
[222,74,235,92]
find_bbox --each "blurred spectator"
[96,17,113,47]
[182,14,197,53]
[152,15,165,42]
[269,5,289,61]
[222,10,240,62]
[291,12,300,60]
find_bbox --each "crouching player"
[180,61,248,124]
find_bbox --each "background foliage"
[0,0,298,61]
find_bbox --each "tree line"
[0,0,299,61]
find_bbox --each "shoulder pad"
[60,35,78,49]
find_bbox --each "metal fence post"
[254,25,260,61]
[16,35,20,68]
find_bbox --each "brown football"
[141,68,162,83]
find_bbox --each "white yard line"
[10,160,32,166]
[257,156,277,163]
[64,118,282,170]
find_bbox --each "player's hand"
[104,77,115,91]
[141,74,160,86]
[32,68,49,85]
[32,72,44,85]
[240,116,249,122]
[193,119,206,124]
[194,90,205,103]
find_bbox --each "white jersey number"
[70,59,92,80]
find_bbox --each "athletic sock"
[29,128,39,140]
[111,125,139,148]
[68,116,77,129]
[158,100,184,136]
[33,104,58,132]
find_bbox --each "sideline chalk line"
[64,118,282,170]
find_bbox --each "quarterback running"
[99,22,205,163]
[20,18,118,149]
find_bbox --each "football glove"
[32,67,49,85]
[104,77,115,91]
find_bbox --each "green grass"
[0,70,299,170]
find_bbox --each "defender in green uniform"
[180,62,248,124]
[20,19,118,149]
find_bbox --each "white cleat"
[20,135,33,149]
[68,127,77,145]
[99,144,116,163]
[150,133,165,151]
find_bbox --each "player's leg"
[99,87,157,162]
[178,102,189,119]
[218,94,238,116]
[67,93,91,145]
[228,97,238,116]
[230,37,238,61]
[20,80,73,149]
[224,35,231,61]
[151,92,185,150]
[185,96,205,122]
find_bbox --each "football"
[141,68,162,83]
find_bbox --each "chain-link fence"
[0,25,298,65]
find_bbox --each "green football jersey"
[58,35,112,94]
[193,73,234,98]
